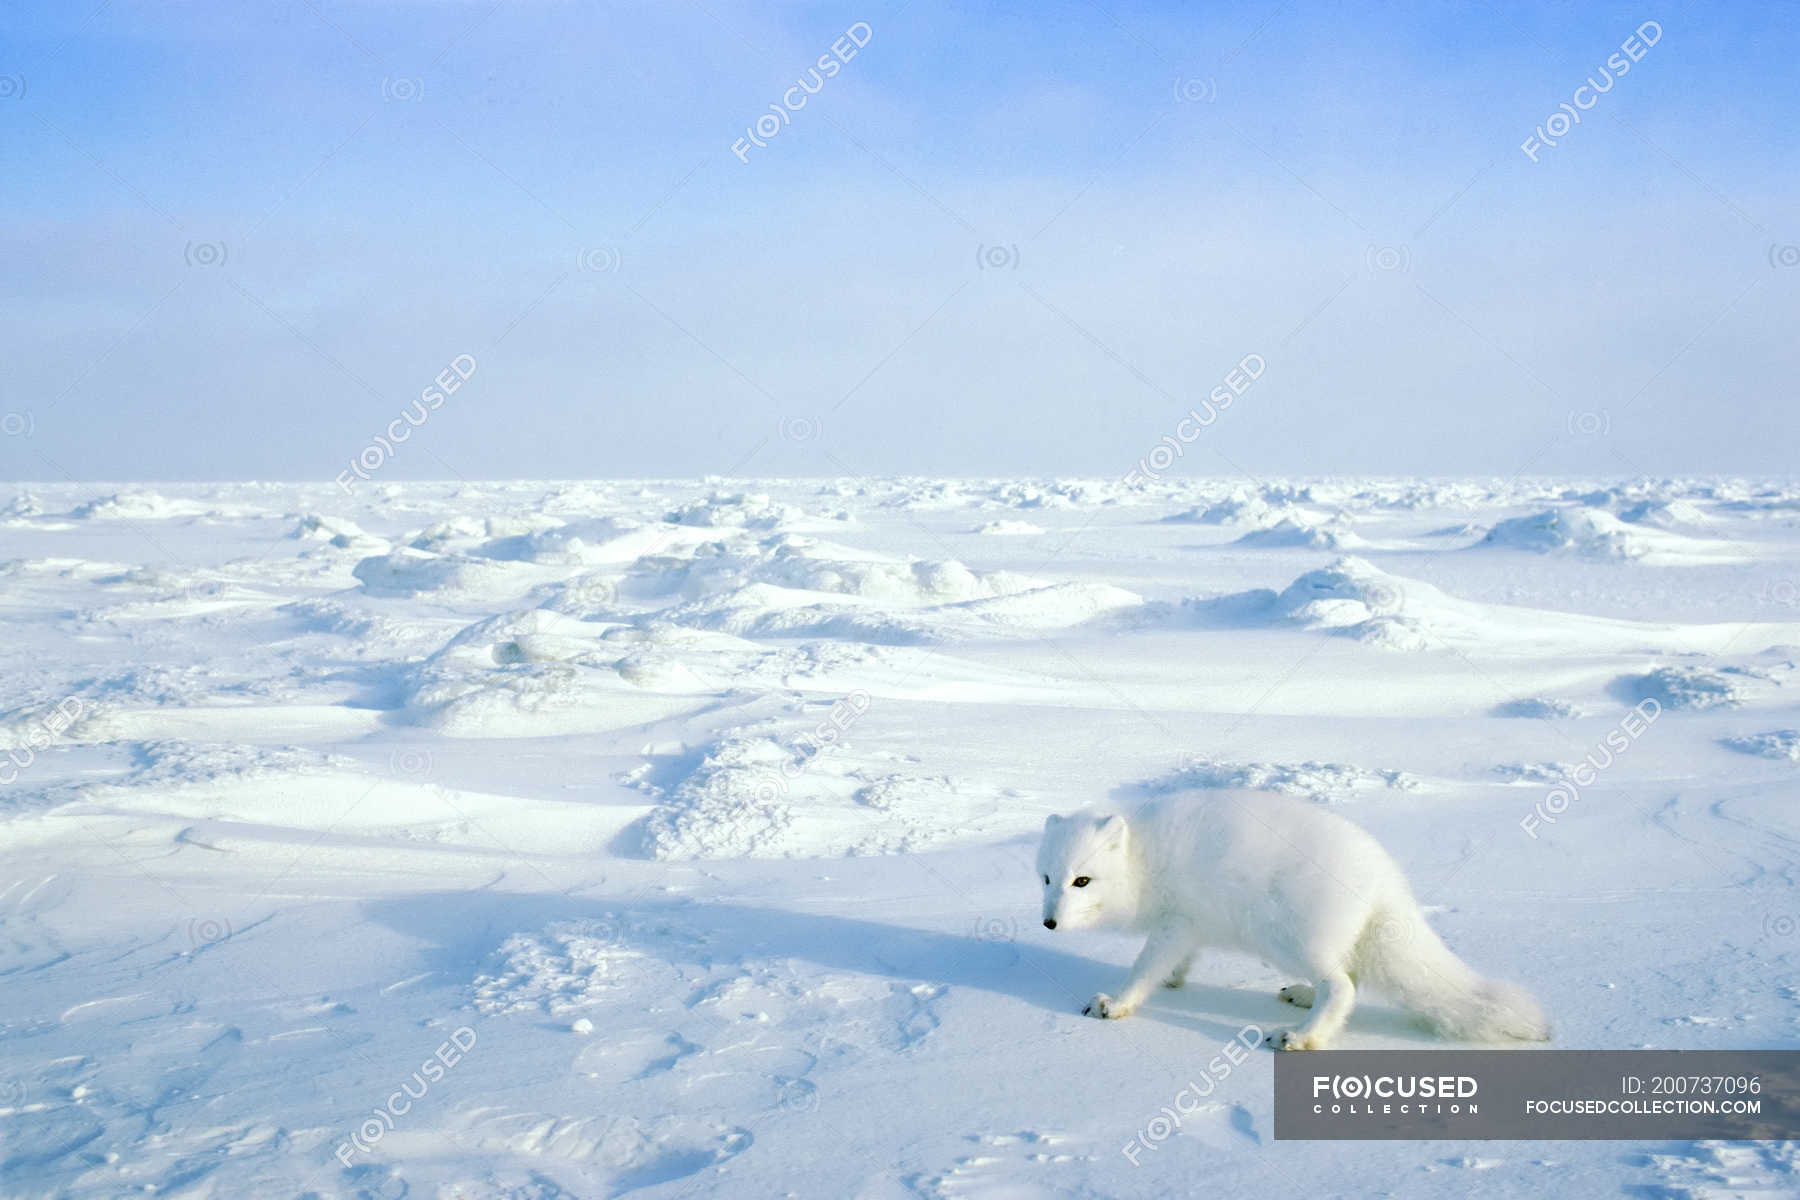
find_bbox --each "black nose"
[1043,918,1056,929]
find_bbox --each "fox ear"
[1096,813,1126,844]
[1044,814,1063,830]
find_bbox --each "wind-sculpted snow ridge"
[109,739,356,786]
[1153,756,1422,803]
[1617,665,1749,711]
[399,609,730,735]
[472,917,638,1015]
[1613,497,1714,529]
[627,732,805,860]
[69,489,213,520]
[1492,697,1588,719]
[973,519,1045,535]
[1161,494,1293,525]
[1270,556,1432,649]
[1233,515,1369,551]
[624,723,1010,860]
[3,491,46,519]
[1720,730,1800,761]
[1492,762,1576,785]
[352,547,525,598]
[1128,557,1432,650]
[290,512,389,555]
[872,477,1139,511]
[1479,506,1745,563]
[665,490,848,530]
[615,533,1140,643]
[1161,555,1800,657]
[983,479,1121,509]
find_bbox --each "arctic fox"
[1037,789,1549,1051]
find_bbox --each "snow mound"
[631,534,1137,642]
[70,489,208,520]
[1234,516,1367,550]
[1720,730,1800,761]
[351,548,522,597]
[1480,507,1741,563]
[475,516,699,566]
[472,918,635,1015]
[665,491,818,530]
[944,582,1142,630]
[631,733,801,860]
[626,723,1007,860]
[1274,557,1410,625]
[1161,494,1285,525]
[1159,756,1421,803]
[1265,556,1431,648]
[973,520,1045,535]
[115,739,355,786]
[1493,762,1576,785]
[986,480,1115,509]
[290,512,387,553]
[401,609,719,736]
[1615,498,1712,529]
[1620,665,1745,711]
[1493,697,1588,720]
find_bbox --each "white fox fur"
[1036,789,1549,1051]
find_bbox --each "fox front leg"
[1085,927,1193,1020]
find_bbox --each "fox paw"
[1083,993,1132,1019]
[1276,1029,1320,1051]
[1278,984,1316,1008]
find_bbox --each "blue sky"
[2,0,1794,481]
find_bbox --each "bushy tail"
[1356,904,1550,1043]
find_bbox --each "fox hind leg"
[1164,952,1198,989]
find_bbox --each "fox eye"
[1042,874,1050,885]
[1072,876,1091,888]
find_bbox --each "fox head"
[1036,812,1133,931]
